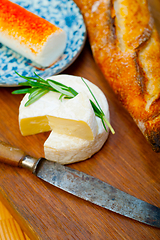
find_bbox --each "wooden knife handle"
[0,141,26,167]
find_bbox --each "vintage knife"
[0,141,160,228]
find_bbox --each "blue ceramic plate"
[0,0,86,86]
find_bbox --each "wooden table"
[0,1,160,239]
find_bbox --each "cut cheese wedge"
[19,115,50,137]
[19,74,110,164]
[0,0,66,67]
[44,129,108,164]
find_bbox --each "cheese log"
[0,0,66,67]
[73,0,160,152]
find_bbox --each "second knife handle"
[0,141,26,167]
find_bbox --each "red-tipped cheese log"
[0,0,67,67]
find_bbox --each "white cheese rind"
[44,129,109,165]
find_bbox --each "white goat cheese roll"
[0,0,67,67]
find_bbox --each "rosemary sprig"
[12,72,77,106]
[12,72,115,134]
[81,78,115,134]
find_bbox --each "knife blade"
[0,141,160,228]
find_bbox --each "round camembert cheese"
[19,74,110,164]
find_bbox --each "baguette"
[0,0,66,67]
[74,0,160,152]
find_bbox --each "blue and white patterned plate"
[0,0,86,86]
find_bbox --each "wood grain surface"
[0,1,160,239]
[0,201,30,240]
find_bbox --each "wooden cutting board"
[0,1,160,239]
[0,201,30,240]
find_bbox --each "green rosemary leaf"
[81,77,103,112]
[28,81,51,89]
[103,115,115,134]
[18,82,33,87]
[48,80,75,98]
[90,100,102,116]
[30,80,49,87]
[81,78,115,134]
[81,79,104,116]
[33,72,47,83]
[15,72,41,82]
[68,87,78,97]
[19,80,51,91]
[47,78,70,87]
[59,94,65,100]
[16,73,49,89]
[12,88,33,94]
[28,88,40,100]
[101,117,108,132]
[63,96,74,99]
[25,89,49,107]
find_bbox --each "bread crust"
[74,0,160,152]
